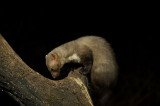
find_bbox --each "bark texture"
[0,34,93,106]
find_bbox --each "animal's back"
[76,36,118,88]
[76,36,116,68]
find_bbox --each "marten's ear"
[51,54,58,60]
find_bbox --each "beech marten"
[45,36,118,105]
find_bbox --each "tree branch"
[0,34,93,106]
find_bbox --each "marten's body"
[45,36,118,105]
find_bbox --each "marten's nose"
[51,72,59,79]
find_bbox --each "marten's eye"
[51,68,54,71]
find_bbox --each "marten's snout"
[50,68,60,79]
[51,71,59,79]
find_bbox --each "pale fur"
[68,53,81,63]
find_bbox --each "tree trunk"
[0,34,93,106]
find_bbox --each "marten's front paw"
[79,67,89,75]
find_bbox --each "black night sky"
[0,5,159,106]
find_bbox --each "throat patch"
[68,53,81,63]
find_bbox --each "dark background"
[0,4,159,106]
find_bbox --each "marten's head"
[45,53,62,79]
